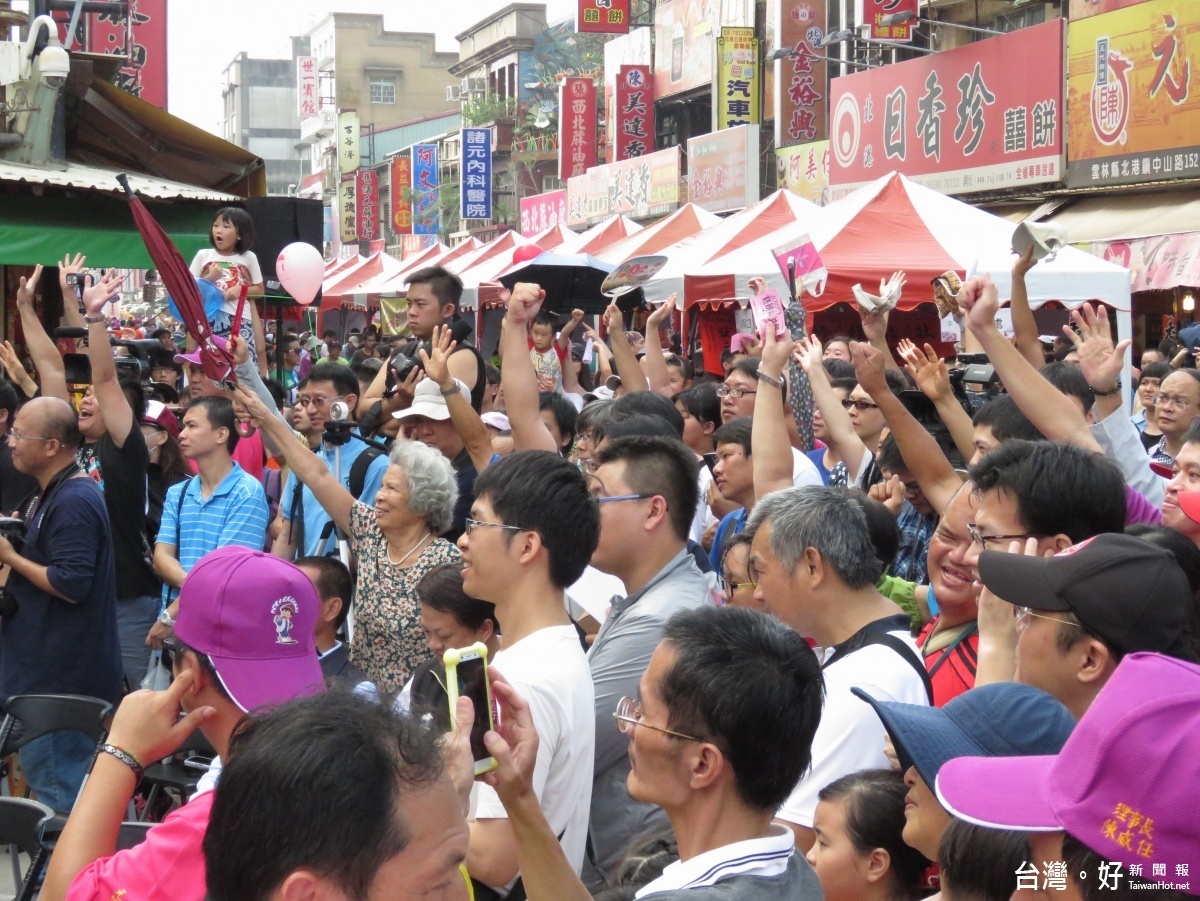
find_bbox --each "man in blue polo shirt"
[275,362,387,560]
[147,396,269,648]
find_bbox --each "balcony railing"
[512,132,559,155]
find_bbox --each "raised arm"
[852,342,963,515]
[500,285,559,454]
[753,326,798,498]
[81,271,134,446]
[0,341,38,398]
[57,253,88,329]
[857,272,905,371]
[420,325,495,474]
[555,308,583,350]
[16,266,69,402]
[897,339,977,464]
[604,303,649,393]
[233,384,355,534]
[640,299,677,397]
[1009,247,1046,370]
[793,335,868,479]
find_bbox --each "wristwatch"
[85,314,106,325]
[757,370,786,389]
[158,609,176,627]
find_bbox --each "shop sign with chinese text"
[566,147,682,227]
[520,190,568,236]
[560,78,598,180]
[775,0,828,148]
[577,0,631,34]
[688,125,760,213]
[297,57,318,118]
[355,169,380,242]
[391,156,412,235]
[715,27,760,129]
[339,177,356,244]
[338,111,360,173]
[860,0,918,41]
[828,19,1065,197]
[1066,0,1200,188]
[777,140,830,204]
[461,128,493,221]
[616,65,655,160]
[86,0,167,108]
[411,144,440,236]
[654,0,755,99]
[604,30,653,162]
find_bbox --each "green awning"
[0,193,221,268]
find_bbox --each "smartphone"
[443,642,497,775]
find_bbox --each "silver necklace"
[388,531,431,567]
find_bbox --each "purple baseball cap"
[935,653,1200,876]
[174,334,229,367]
[174,545,325,713]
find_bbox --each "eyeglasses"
[716,386,756,399]
[297,394,348,409]
[463,518,527,535]
[613,697,702,741]
[745,557,761,588]
[578,459,599,474]
[161,637,184,672]
[7,427,52,443]
[966,524,1040,550]
[595,493,654,505]
[719,575,755,595]
[841,398,879,411]
[1153,393,1198,410]
[1016,607,1079,630]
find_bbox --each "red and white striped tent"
[527,222,581,253]
[450,231,537,312]
[573,215,642,256]
[319,251,407,313]
[592,203,721,265]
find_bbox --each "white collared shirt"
[635,824,795,897]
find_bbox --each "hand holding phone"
[444,643,497,775]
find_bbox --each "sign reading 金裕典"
[566,146,682,228]
[577,0,631,34]
[355,169,380,242]
[688,124,760,213]
[411,145,440,236]
[391,156,412,235]
[616,65,655,161]
[297,56,318,118]
[560,78,599,180]
[338,111,360,173]
[520,190,568,237]
[828,19,1065,197]
[776,0,828,149]
[716,27,760,129]
[461,128,493,221]
[1066,0,1200,188]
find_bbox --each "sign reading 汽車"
[828,19,1065,197]
[715,27,760,130]
[566,146,682,228]
[688,125,760,214]
[461,128,493,221]
[1066,0,1200,188]
[560,78,598,180]
[520,190,568,237]
[616,65,655,161]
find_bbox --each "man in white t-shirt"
[457,449,600,896]
[746,486,932,852]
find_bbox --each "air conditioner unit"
[446,85,461,102]
[461,76,487,95]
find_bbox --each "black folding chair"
[115,819,154,851]
[138,727,217,822]
[0,796,56,901]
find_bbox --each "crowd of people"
[0,214,1196,901]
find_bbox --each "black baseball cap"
[978,534,1194,657]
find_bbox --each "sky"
[167,0,577,135]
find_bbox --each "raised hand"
[868,474,906,516]
[748,276,768,296]
[230,384,273,429]
[16,265,43,308]
[571,308,585,323]
[58,253,87,292]
[81,269,125,317]
[759,318,792,379]
[1067,302,1130,392]
[646,296,674,331]
[603,303,625,338]
[1012,244,1036,279]
[850,340,889,396]
[899,340,952,402]
[229,334,251,367]
[479,671,541,804]
[505,282,545,325]
[105,670,217,766]
[958,275,1001,336]
[0,342,25,382]
[792,334,823,374]
[418,324,458,390]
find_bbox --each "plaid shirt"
[1149,435,1175,469]
[891,501,937,585]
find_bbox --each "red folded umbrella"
[117,173,237,385]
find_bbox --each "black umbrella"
[497,251,640,315]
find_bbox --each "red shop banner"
[355,169,381,243]
[520,189,568,237]
[776,0,828,149]
[560,77,599,180]
[828,18,1065,197]
[615,65,655,161]
[577,0,631,34]
[862,0,918,41]
[391,156,412,235]
[87,0,168,108]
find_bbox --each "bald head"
[28,397,82,451]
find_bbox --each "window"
[369,76,396,105]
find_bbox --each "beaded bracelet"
[98,743,145,783]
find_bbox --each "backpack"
[288,444,388,554]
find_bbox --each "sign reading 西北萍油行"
[520,190,568,237]
[1066,0,1200,188]
[828,19,1065,197]
[560,78,598,181]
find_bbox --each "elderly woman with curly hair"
[233,387,460,692]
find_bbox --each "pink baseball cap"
[935,653,1200,875]
[173,545,325,713]
[174,334,229,367]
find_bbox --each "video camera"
[384,318,473,396]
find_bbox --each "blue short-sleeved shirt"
[280,437,389,557]
[159,463,269,601]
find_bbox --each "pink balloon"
[277,242,325,305]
